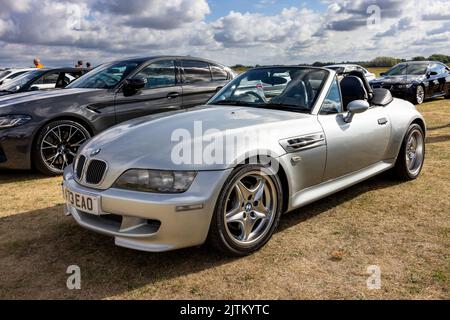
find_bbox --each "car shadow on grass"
[0,172,405,299]
[277,172,403,233]
[0,169,49,185]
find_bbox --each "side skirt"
[287,160,396,212]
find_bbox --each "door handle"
[378,118,388,125]
[167,92,180,100]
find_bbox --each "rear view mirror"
[30,85,40,91]
[344,100,369,123]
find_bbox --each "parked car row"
[0,56,234,175]
[0,55,440,255]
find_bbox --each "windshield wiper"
[213,100,255,106]
[259,103,311,113]
[213,100,311,113]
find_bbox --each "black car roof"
[108,56,228,66]
[39,67,88,73]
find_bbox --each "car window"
[8,71,27,79]
[33,72,59,85]
[210,64,228,81]
[182,60,212,83]
[67,61,139,89]
[431,63,447,74]
[134,60,176,89]
[209,67,329,113]
[320,77,343,115]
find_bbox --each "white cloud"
[0,0,448,68]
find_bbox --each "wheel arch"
[410,117,426,138]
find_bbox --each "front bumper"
[63,166,231,252]
[0,125,36,170]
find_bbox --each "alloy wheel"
[40,124,89,173]
[224,171,277,246]
[416,86,425,104]
[405,128,425,176]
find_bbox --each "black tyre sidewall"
[209,164,283,256]
[33,120,91,176]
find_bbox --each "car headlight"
[0,115,32,129]
[396,83,413,89]
[114,169,197,193]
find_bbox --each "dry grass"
[367,67,389,77]
[0,99,449,300]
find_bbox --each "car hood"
[371,75,425,84]
[80,105,321,176]
[0,88,104,108]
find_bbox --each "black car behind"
[370,61,450,104]
[0,56,234,175]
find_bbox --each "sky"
[0,0,449,68]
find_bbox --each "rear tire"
[33,120,91,176]
[207,164,283,257]
[394,124,425,180]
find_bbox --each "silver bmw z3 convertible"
[62,66,426,256]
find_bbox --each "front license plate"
[64,188,99,215]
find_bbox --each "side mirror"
[380,72,386,77]
[123,78,147,95]
[30,85,40,91]
[344,100,369,123]
[427,71,438,78]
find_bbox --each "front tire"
[394,124,425,180]
[207,164,283,257]
[411,85,425,105]
[33,120,91,176]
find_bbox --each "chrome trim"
[279,133,326,153]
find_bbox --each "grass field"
[0,98,449,300]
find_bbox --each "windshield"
[67,61,139,89]
[384,63,429,76]
[0,70,42,92]
[208,67,329,112]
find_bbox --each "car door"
[180,59,223,108]
[426,63,443,97]
[318,77,391,181]
[114,59,182,123]
[435,63,449,95]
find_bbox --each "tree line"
[230,53,450,71]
